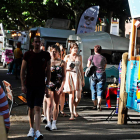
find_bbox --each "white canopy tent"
[38,27,75,38]
[30,27,75,49]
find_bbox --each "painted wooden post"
[118,19,137,124]
[118,53,128,124]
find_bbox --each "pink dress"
[63,56,82,93]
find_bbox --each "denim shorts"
[90,72,106,100]
[26,86,45,108]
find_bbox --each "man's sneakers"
[42,117,47,124]
[34,130,43,140]
[27,128,43,140]
[27,128,34,137]
[45,123,52,131]
[52,122,57,130]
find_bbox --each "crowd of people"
[19,36,107,140]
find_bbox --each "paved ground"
[0,64,140,140]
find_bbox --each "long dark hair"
[50,44,60,53]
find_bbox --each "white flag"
[76,6,99,34]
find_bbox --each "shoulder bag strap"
[92,55,94,65]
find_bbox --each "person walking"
[40,43,45,51]
[20,36,51,140]
[87,45,107,111]
[14,42,23,79]
[63,43,85,120]
[59,44,68,116]
[44,44,66,130]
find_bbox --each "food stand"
[29,27,75,50]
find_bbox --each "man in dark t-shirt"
[20,36,51,140]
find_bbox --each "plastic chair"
[2,80,27,114]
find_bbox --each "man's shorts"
[26,86,45,108]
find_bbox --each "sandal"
[69,117,75,121]
[74,113,79,117]
[97,105,102,111]
[93,106,97,110]
[59,112,68,117]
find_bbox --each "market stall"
[29,27,75,50]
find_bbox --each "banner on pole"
[76,6,99,34]
[128,0,140,18]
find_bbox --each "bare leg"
[93,100,97,106]
[74,91,81,116]
[46,92,54,122]
[97,97,102,111]
[60,92,65,113]
[34,106,41,131]
[28,107,34,128]
[43,97,47,117]
[69,91,74,119]
[53,91,60,120]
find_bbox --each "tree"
[117,0,130,37]
[0,0,48,30]
[0,0,130,35]
[49,0,97,29]
[93,0,130,34]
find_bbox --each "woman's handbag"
[85,55,96,77]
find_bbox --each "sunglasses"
[84,16,94,21]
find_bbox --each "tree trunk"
[119,15,126,37]
[74,10,82,30]
[105,11,113,33]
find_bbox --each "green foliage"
[0,0,130,30]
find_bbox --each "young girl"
[63,43,85,120]
[44,45,66,130]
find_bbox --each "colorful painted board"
[126,60,139,111]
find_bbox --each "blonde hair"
[59,44,66,60]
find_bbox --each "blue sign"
[126,60,140,112]
[128,0,140,18]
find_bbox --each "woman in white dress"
[63,43,85,120]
